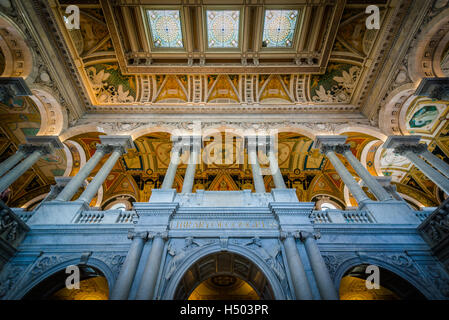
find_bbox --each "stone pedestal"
[359,200,420,224]
[27,201,88,225]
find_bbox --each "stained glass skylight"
[262,10,299,48]
[147,10,183,48]
[206,10,240,48]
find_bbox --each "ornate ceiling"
[0,0,449,211]
[48,0,392,112]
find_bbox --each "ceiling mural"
[49,1,391,109]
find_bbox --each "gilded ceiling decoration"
[48,0,391,110]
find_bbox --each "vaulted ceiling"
[50,0,392,112]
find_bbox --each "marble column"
[0,146,27,177]
[282,232,313,300]
[182,139,200,193]
[110,231,148,300]
[300,231,338,300]
[420,149,449,179]
[402,148,449,194]
[247,138,266,193]
[316,136,370,204]
[384,135,449,194]
[55,145,112,201]
[340,146,393,201]
[0,145,52,194]
[268,150,286,189]
[78,145,125,204]
[161,142,181,190]
[135,232,167,300]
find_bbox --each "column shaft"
[248,148,266,193]
[422,150,449,179]
[0,149,44,193]
[406,151,449,194]
[110,234,146,300]
[182,149,198,193]
[325,150,370,203]
[55,148,107,201]
[78,148,123,203]
[283,235,313,300]
[0,149,25,177]
[161,145,181,190]
[343,150,392,201]
[302,235,338,300]
[135,236,165,300]
[268,151,286,189]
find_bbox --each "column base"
[27,200,89,225]
[359,200,420,224]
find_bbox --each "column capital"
[26,136,64,149]
[383,135,423,153]
[314,135,348,154]
[299,231,321,241]
[128,230,149,241]
[99,135,134,151]
[245,135,272,151]
[280,230,301,240]
[148,231,169,240]
[322,144,351,155]
[19,144,52,155]
[392,143,427,156]
[172,135,202,151]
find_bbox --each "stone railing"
[310,211,332,224]
[310,210,375,224]
[73,210,136,224]
[0,201,30,271]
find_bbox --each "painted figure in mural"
[409,106,439,128]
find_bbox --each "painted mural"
[86,63,137,104]
[310,63,360,103]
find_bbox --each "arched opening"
[23,265,109,300]
[188,276,260,300]
[174,252,274,300]
[339,264,426,300]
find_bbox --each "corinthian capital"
[128,231,149,240]
[393,144,428,156]
[299,231,321,241]
[96,144,114,154]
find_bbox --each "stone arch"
[0,12,33,78]
[272,125,317,141]
[129,125,177,141]
[59,125,108,142]
[408,7,449,82]
[162,243,286,300]
[29,87,68,136]
[12,257,115,300]
[332,255,434,300]
[378,84,416,136]
[334,126,387,142]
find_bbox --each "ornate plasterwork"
[42,1,404,112]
